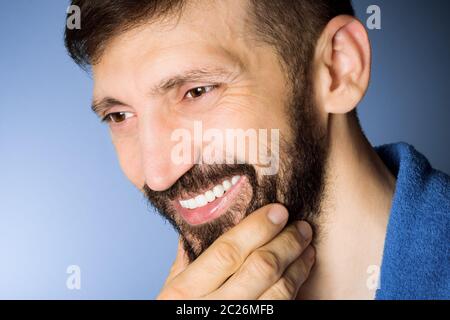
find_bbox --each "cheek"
[199,108,287,169]
[112,136,144,188]
[206,102,290,148]
[215,85,290,133]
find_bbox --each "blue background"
[0,1,448,299]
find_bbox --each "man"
[65,0,450,299]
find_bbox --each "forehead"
[93,0,254,90]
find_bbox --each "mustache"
[143,164,258,202]
[142,163,264,262]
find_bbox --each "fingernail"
[267,205,288,224]
[297,221,312,240]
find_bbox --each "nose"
[139,114,194,192]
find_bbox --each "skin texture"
[92,0,396,299]
[93,0,292,190]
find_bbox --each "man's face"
[93,0,327,262]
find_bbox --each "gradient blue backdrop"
[0,1,449,299]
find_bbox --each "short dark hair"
[65,0,353,82]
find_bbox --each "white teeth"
[195,194,207,207]
[223,180,232,191]
[205,190,215,203]
[187,199,196,209]
[179,175,242,210]
[213,185,225,198]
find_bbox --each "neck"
[297,114,396,300]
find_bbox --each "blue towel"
[374,143,450,299]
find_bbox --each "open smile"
[173,175,246,226]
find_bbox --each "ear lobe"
[317,17,371,115]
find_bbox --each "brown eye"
[185,85,217,99]
[104,112,133,123]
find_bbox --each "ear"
[314,16,371,114]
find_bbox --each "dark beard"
[143,88,327,262]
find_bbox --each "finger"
[258,245,315,300]
[207,221,312,299]
[169,204,289,297]
[164,237,189,286]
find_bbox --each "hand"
[157,204,315,300]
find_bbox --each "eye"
[184,85,218,99]
[102,111,134,124]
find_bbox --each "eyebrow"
[149,66,237,96]
[91,97,129,118]
[91,66,240,117]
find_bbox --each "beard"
[143,85,327,263]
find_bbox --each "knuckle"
[273,277,297,299]
[281,225,305,253]
[213,240,242,269]
[297,258,310,277]
[249,250,282,280]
